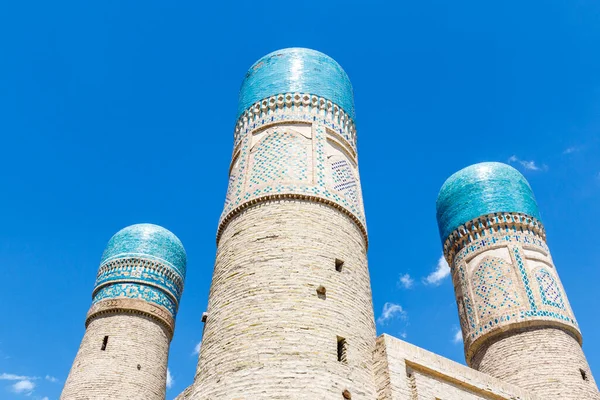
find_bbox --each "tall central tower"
[190,48,377,399]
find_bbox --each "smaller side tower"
[61,224,186,400]
[436,163,599,399]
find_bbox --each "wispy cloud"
[452,327,463,344]
[166,369,173,389]
[397,273,414,289]
[193,341,202,356]
[377,302,407,325]
[41,397,49,400]
[11,379,35,394]
[423,256,450,286]
[563,146,581,154]
[45,375,58,383]
[0,373,37,381]
[508,155,548,171]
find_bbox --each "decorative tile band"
[92,282,177,316]
[234,92,356,152]
[450,229,581,364]
[218,121,367,246]
[94,257,184,304]
[443,212,546,264]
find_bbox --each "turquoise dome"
[436,162,541,243]
[237,48,355,119]
[100,223,187,277]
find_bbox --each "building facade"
[61,48,599,400]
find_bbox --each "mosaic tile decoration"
[94,224,187,319]
[453,230,578,346]
[219,122,367,241]
[237,48,355,119]
[535,268,565,309]
[248,130,309,188]
[473,257,520,320]
[94,258,184,304]
[436,162,541,243]
[458,264,476,330]
[92,282,176,316]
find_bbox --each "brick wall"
[61,313,170,400]
[190,199,377,399]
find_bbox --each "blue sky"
[1,1,599,399]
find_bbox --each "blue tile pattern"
[248,130,309,188]
[473,257,520,319]
[220,124,366,231]
[436,162,541,243]
[93,224,187,319]
[237,48,355,119]
[454,232,578,343]
[536,268,565,309]
[93,283,176,315]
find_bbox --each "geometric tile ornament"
[218,49,367,246]
[91,224,187,320]
[536,268,565,309]
[473,257,520,320]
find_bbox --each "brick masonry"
[60,313,170,400]
[189,199,377,399]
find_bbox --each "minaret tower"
[190,48,377,399]
[61,224,187,400]
[436,162,599,399]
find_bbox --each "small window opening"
[101,336,108,351]
[316,285,327,299]
[337,336,347,363]
[580,368,589,381]
[137,364,141,370]
[335,259,344,272]
[342,389,352,399]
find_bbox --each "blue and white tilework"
[453,230,578,348]
[219,120,367,240]
[92,224,187,319]
[535,268,565,309]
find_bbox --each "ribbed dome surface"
[436,162,541,242]
[100,223,186,276]
[237,48,355,119]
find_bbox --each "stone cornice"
[443,212,546,264]
[86,298,175,341]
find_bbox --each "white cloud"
[563,146,580,154]
[508,155,547,171]
[193,341,202,355]
[377,302,407,325]
[11,379,35,394]
[399,331,408,339]
[423,256,450,286]
[41,397,49,400]
[397,273,414,289]
[452,327,463,344]
[166,369,173,389]
[0,373,36,381]
[45,375,58,383]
